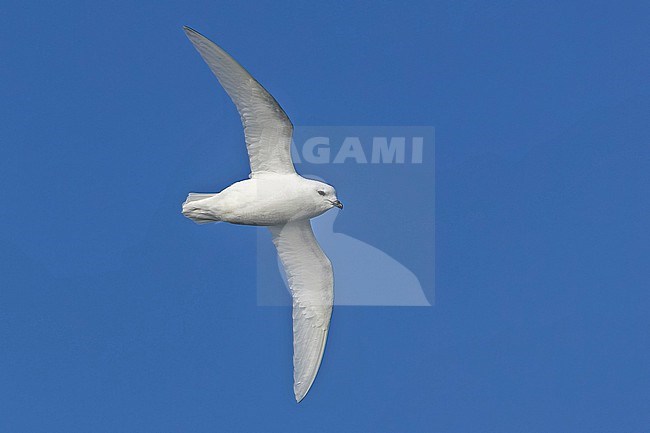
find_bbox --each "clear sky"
[1,1,649,432]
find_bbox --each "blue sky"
[1,1,649,432]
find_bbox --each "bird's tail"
[184,193,217,204]
[182,193,220,224]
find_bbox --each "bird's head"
[310,180,343,211]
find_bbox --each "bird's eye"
[317,190,326,196]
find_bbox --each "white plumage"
[181,26,342,402]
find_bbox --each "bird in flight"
[181,26,342,402]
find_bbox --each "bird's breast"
[213,177,324,226]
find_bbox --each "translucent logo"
[257,126,435,307]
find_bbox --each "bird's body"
[183,174,338,226]
[180,26,342,402]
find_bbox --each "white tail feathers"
[182,193,219,224]
[185,193,217,203]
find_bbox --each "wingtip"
[294,390,307,403]
[294,378,317,403]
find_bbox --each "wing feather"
[183,26,295,176]
[269,220,333,402]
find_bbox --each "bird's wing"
[183,26,295,176]
[269,220,333,402]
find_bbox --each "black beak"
[333,200,343,209]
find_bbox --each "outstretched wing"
[269,220,334,402]
[183,26,295,176]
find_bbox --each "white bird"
[180,26,342,402]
